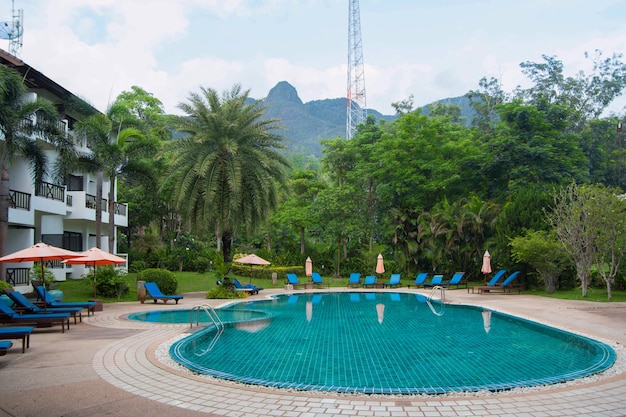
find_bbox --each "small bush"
[30,264,55,287]
[138,268,178,294]
[205,285,247,299]
[130,260,146,273]
[87,266,129,299]
[0,280,13,292]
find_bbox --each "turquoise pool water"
[131,292,616,394]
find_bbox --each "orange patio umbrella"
[63,247,127,299]
[305,257,312,277]
[0,242,81,311]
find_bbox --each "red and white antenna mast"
[346,0,366,139]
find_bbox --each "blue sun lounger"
[231,277,262,294]
[423,274,445,288]
[407,272,428,288]
[33,286,96,315]
[311,272,330,288]
[0,340,12,356]
[441,272,466,289]
[347,273,361,287]
[0,327,33,353]
[469,269,506,293]
[286,273,306,289]
[477,271,522,294]
[5,290,83,324]
[362,275,377,288]
[384,273,401,288]
[144,282,184,304]
[0,300,70,332]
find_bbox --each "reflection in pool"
[143,293,616,394]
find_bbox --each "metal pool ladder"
[190,303,224,330]
[426,285,445,316]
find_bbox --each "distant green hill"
[254,81,475,157]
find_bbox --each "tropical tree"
[74,111,149,252]
[164,84,290,262]
[0,66,70,278]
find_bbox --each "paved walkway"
[1,288,625,417]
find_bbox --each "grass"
[52,272,626,303]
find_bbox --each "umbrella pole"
[93,264,97,300]
[40,259,47,312]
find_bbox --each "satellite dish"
[0,1,23,56]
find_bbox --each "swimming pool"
[133,292,616,394]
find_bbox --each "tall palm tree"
[0,66,70,279]
[74,112,148,251]
[164,84,290,262]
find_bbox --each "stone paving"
[1,288,626,416]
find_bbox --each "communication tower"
[346,0,367,139]
[0,1,23,57]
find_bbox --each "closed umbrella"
[0,242,81,311]
[375,253,385,274]
[62,247,127,299]
[481,250,492,280]
[234,254,271,283]
[305,257,312,277]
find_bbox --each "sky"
[3,0,626,116]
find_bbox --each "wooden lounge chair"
[423,275,444,288]
[477,271,522,294]
[384,273,401,288]
[347,273,361,288]
[407,272,428,288]
[441,272,467,289]
[231,277,262,295]
[0,340,12,356]
[362,275,377,288]
[143,282,184,304]
[285,273,306,289]
[33,286,96,316]
[311,272,330,288]
[468,269,506,293]
[0,327,33,353]
[5,290,83,324]
[0,300,70,333]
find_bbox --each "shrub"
[205,285,247,299]
[137,268,178,294]
[0,280,13,292]
[87,266,129,299]
[30,264,55,287]
[130,260,146,273]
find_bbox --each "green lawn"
[52,272,626,303]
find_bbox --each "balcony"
[9,189,30,210]
[35,181,65,202]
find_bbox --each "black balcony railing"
[35,181,65,202]
[114,202,127,216]
[6,268,31,286]
[86,194,107,211]
[9,189,30,210]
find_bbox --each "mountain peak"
[266,81,303,105]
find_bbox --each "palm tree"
[74,112,148,252]
[164,84,290,262]
[0,66,70,279]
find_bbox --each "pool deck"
[0,287,625,417]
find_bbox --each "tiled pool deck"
[1,288,625,416]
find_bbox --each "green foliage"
[86,266,129,300]
[205,285,247,299]
[0,280,13,291]
[137,268,178,294]
[30,264,55,286]
[130,260,146,273]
